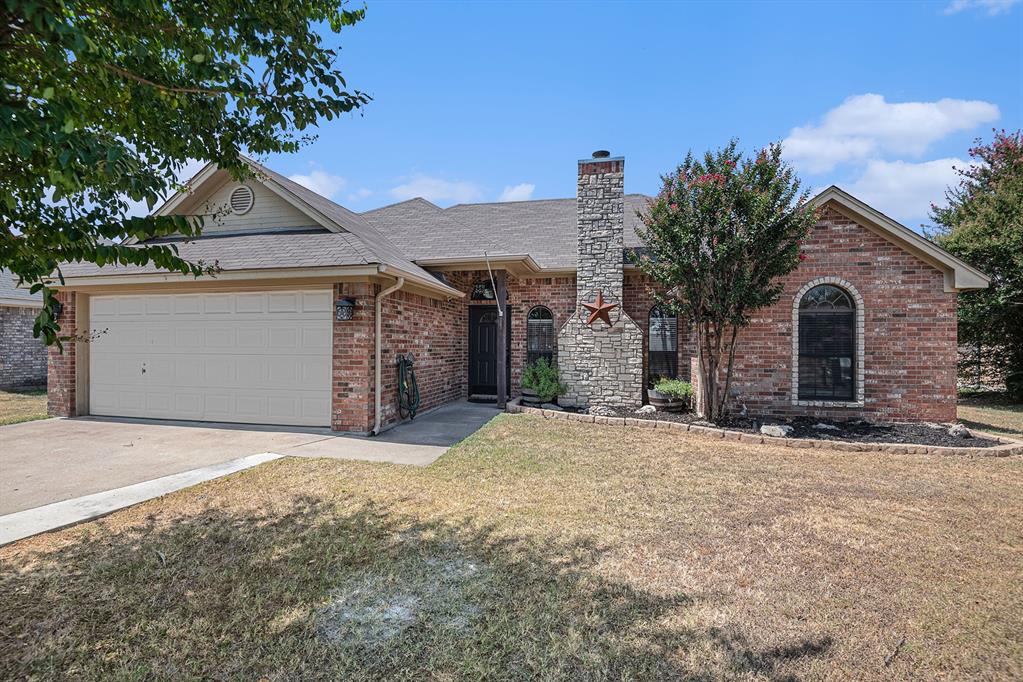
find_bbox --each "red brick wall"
[47,291,76,417]
[723,206,957,422]
[330,281,465,433]
[378,288,464,428]
[331,282,375,432]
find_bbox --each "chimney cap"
[592,150,611,158]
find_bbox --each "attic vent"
[229,185,254,214]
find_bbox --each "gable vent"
[229,185,254,214]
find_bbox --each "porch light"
[335,297,356,321]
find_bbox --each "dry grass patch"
[0,387,47,426]
[959,392,1023,437]
[1,414,1021,679]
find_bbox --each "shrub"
[652,378,693,402]
[521,358,567,403]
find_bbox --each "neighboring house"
[0,269,47,389]
[45,152,988,431]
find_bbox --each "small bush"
[652,378,693,401]
[522,358,567,403]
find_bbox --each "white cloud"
[389,174,482,205]
[288,170,347,200]
[783,94,999,172]
[944,0,1020,15]
[846,157,965,224]
[346,188,373,202]
[498,183,535,202]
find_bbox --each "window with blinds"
[526,306,555,365]
[648,306,678,384]
[798,284,855,400]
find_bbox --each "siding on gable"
[196,180,322,234]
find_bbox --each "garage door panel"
[89,290,331,426]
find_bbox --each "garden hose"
[397,353,421,420]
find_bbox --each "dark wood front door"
[469,305,511,397]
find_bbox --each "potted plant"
[521,357,567,406]
[648,378,693,412]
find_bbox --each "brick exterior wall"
[719,206,958,423]
[378,288,464,428]
[330,281,465,433]
[47,291,77,417]
[331,282,375,432]
[0,305,47,389]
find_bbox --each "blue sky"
[263,0,1022,230]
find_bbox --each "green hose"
[397,353,421,420]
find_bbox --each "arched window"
[526,306,555,365]
[798,284,855,400]
[648,306,678,384]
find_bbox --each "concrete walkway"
[0,453,282,546]
[0,401,499,516]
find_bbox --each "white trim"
[791,277,865,408]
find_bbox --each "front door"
[468,305,511,397]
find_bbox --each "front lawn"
[959,391,1023,437]
[1,415,1020,679]
[0,387,48,426]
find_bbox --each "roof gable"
[811,186,989,291]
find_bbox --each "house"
[44,151,988,432]
[1,269,47,389]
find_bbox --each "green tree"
[634,140,818,423]
[931,130,1023,400]
[1,0,369,345]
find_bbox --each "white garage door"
[89,290,332,426]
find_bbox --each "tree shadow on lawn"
[0,495,832,680]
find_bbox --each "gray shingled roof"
[247,159,444,283]
[362,198,505,261]
[0,268,41,306]
[440,195,651,269]
[59,230,378,277]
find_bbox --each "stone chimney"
[557,151,644,411]
[576,150,625,303]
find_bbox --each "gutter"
[372,271,405,435]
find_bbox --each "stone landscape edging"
[505,399,1023,457]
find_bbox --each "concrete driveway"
[0,401,499,515]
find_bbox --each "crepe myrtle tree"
[0,0,370,346]
[633,140,818,423]
[930,129,1023,400]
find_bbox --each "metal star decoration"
[582,289,619,326]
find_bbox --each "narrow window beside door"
[526,306,555,365]
[648,306,678,384]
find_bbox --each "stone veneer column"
[557,152,644,410]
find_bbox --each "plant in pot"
[521,357,567,406]
[648,378,693,412]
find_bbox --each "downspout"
[373,272,405,435]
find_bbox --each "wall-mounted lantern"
[335,297,357,321]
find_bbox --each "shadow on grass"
[0,495,833,679]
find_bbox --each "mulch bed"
[557,406,1003,449]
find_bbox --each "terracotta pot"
[648,389,686,413]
